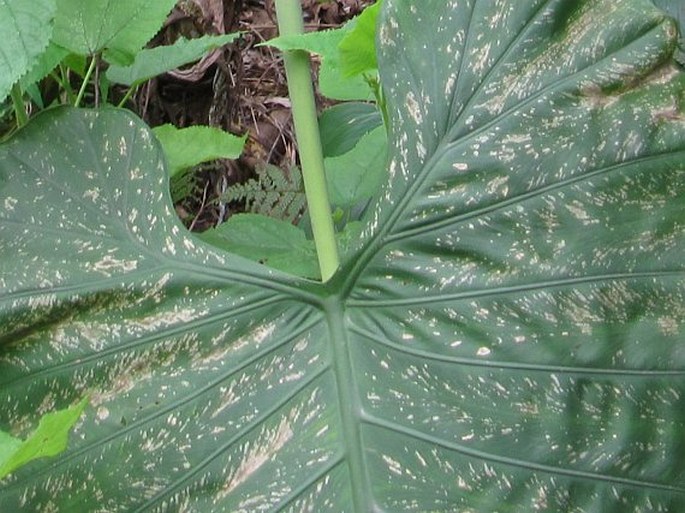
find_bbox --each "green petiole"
[10,84,28,128]
[74,56,98,108]
[275,0,340,282]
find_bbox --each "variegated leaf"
[1,0,684,511]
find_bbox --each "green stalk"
[365,73,389,130]
[275,0,340,282]
[74,56,98,107]
[10,84,28,128]
[117,86,136,108]
[57,64,76,103]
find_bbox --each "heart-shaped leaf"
[1,1,684,511]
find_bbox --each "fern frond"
[222,163,306,223]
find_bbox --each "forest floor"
[126,0,374,230]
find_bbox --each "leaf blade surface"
[0,0,56,102]
[53,0,177,58]
[1,1,685,511]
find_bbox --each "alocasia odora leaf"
[652,0,685,64]
[1,1,685,511]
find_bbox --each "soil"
[121,0,375,231]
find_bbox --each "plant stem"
[365,73,389,130]
[117,86,137,108]
[74,56,98,107]
[10,84,28,128]
[275,0,340,282]
[57,64,75,103]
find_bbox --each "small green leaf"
[53,0,177,57]
[325,126,387,208]
[338,0,381,77]
[0,397,88,479]
[62,52,87,77]
[0,0,57,102]
[267,26,373,100]
[199,214,320,279]
[106,34,240,86]
[152,124,246,177]
[0,432,21,465]
[319,101,383,157]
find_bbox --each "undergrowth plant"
[204,0,386,278]
[1,0,685,511]
[222,163,307,223]
[0,0,245,197]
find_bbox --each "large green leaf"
[1,1,685,511]
[53,0,177,60]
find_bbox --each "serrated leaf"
[152,123,246,177]
[338,0,381,77]
[223,163,306,223]
[0,397,88,479]
[18,42,70,90]
[0,0,56,102]
[106,34,240,87]
[1,1,685,511]
[53,0,177,58]
[267,26,374,101]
